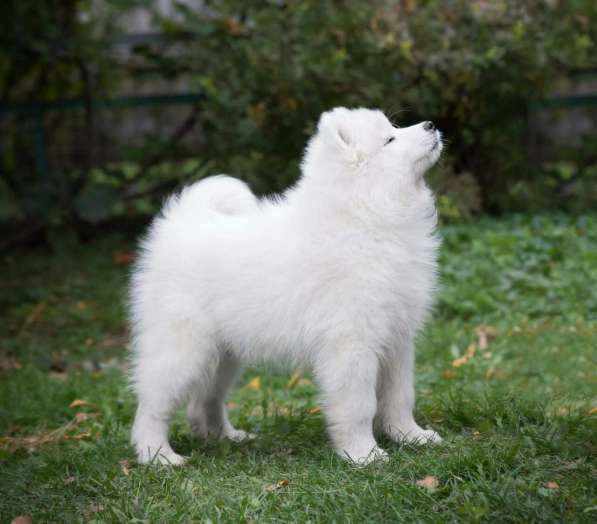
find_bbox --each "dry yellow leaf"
[287,371,302,389]
[416,476,439,490]
[69,399,95,409]
[452,356,468,368]
[307,406,321,415]
[465,343,477,358]
[588,406,597,416]
[119,459,131,476]
[246,376,261,391]
[69,431,92,440]
[545,481,559,490]
[475,325,498,350]
[265,479,290,492]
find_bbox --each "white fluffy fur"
[129,107,443,465]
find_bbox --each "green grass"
[1,214,596,523]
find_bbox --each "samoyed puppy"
[130,107,443,465]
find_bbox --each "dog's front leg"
[376,339,441,444]
[315,345,387,465]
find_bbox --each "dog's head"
[302,107,442,195]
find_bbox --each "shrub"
[159,0,597,210]
[1,0,596,237]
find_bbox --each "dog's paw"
[136,446,187,466]
[342,444,388,466]
[394,427,442,445]
[224,429,256,442]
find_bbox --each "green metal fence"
[0,93,204,181]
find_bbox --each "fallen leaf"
[452,343,478,368]
[1,422,74,452]
[286,371,302,389]
[556,407,569,417]
[544,481,559,490]
[64,475,77,484]
[475,325,497,350]
[0,358,21,371]
[11,516,33,524]
[119,459,131,476]
[246,376,261,391]
[416,475,439,490]
[265,479,290,492]
[442,369,456,379]
[1,411,97,453]
[452,356,468,368]
[465,343,477,358]
[112,250,136,265]
[69,431,93,440]
[588,406,597,416]
[69,399,95,409]
[307,407,321,415]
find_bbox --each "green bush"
[157,0,596,210]
[1,0,596,234]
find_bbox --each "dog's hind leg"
[130,321,218,465]
[187,350,254,442]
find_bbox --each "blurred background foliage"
[0,0,596,247]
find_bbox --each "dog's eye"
[384,137,395,146]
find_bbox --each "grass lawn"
[1,214,596,522]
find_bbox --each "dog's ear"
[317,108,364,165]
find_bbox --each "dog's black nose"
[423,121,435,132]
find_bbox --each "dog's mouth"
[416,133,442,179]
[429,130,442,153]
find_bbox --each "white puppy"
[130,107,443,465]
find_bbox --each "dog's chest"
[327,230,438,331]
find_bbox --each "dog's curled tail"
[163,175,260,222]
